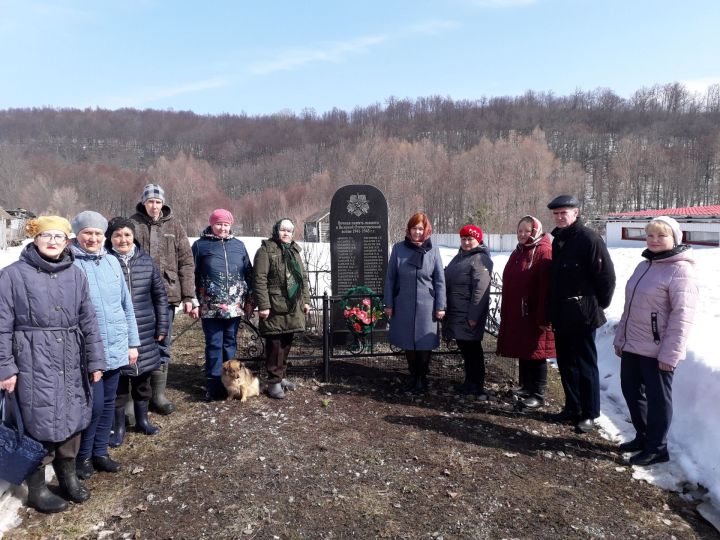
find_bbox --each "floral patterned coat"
[192,228,253,319]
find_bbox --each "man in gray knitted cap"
[130,184,197,416]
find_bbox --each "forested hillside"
[2,82,719,237]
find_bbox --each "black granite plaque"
[330,185,388,296]
[330,185,389,346]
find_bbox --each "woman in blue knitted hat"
[70,211,140,480]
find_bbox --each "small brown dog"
[221,359,260,402]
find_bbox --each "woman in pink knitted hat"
[191,209,254,400]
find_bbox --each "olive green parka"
[253,238,310,335]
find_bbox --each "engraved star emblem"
[347,194,370,217]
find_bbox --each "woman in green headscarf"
[253,219,311,399]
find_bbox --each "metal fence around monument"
[230,270,508,384]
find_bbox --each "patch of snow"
[1,241,718,534]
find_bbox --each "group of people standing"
[0,183,311,514]
[193,212,309,401]
[384,195,697,469]
[0,188,699,514]
[0,183,194,513]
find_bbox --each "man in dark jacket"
[546,195,615,433]
[130,183,196,415]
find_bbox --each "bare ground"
[5,318,718,540]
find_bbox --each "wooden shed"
[303,208,330,242]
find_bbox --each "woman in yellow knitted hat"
[0,216,106,513]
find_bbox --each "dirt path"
[5,322,717,539]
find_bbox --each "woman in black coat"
[443,225,493,398]
[105,217,169,446]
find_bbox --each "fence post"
[322,291,330,382]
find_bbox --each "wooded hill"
[2,82,719,237]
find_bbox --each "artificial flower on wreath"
[339,285,384,335]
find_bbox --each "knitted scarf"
[279,241,303,309]
[271,218,304,309]
[403,237,433,268]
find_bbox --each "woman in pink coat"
[613,216,698,466]
[497,216,555,409]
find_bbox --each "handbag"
[0,390,47,485]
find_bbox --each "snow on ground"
[1,240,719,533]
[594,247,720,529]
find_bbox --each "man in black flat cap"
[545,195,615,433]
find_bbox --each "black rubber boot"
[457,358,477,394]
[205,376,227,401]
[413,374,429,394]
[125,397,136,428]
[457,380,480,395]
[403,352,418,392]
[92,454,121,473]
[521,360,547,409]
[109,406,126,448]
[26,467,68,514]
[469,345,486,396]
[537,360,548,398]
[53,459,90,503]
[150,364,176,415]
[412,352,430,394]
[514,359,532,398]
[134,401,160,435]
[76,457,94,480]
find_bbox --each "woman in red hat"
[443,224,493,398]
[496,215,555,409]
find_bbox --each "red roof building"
[605,205,720,248]
[608,205,720,218]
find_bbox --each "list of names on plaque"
[362,236,384,293]
[334,236,358,293]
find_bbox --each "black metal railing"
[228,272,503,382]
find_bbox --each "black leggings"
[456,340,485,387]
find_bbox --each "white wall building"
[433,233,518,252]
[605,206,720,248]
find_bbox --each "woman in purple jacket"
[0,216,105,513]
[613,216,698,466]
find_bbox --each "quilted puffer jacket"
[0,244,106,442]
[71,242,140,370]
[613,245,698,368]
[107,242,169,376]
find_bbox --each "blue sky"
[1,0,719,115]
